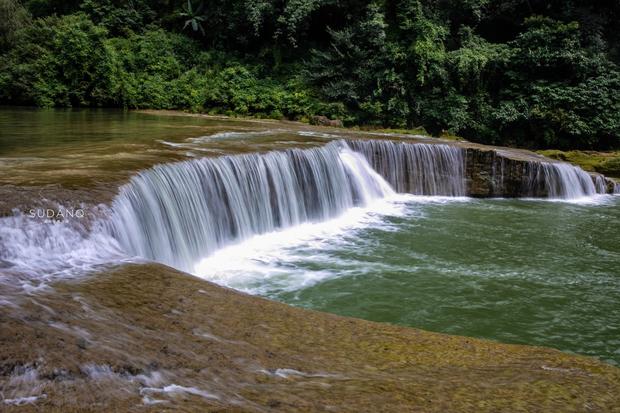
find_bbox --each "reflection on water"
[0,107,330,189]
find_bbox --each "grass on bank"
[538,150,620,178]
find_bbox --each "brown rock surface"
[1,264,619,412]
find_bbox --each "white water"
[524,162,602,198]
[107,141,394,272]
[192,195,469,293]
[594,175,607,194]
[0,139,615,288]
[348,140,467,196]
[0,212,126,282]
[189,129,287,142]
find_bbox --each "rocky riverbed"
[2,264,620,412]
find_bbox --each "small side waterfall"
[523,162,602,199]
[347,140,466,196]
[107,141,394,271]
[594,175,607,194]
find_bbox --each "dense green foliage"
[1,0,619,149]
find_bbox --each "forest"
[1,0,619,150]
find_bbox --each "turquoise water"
[198,196,620,365]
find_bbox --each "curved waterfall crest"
[107,141,394,271]
[0,138,615,280]
[106,139,613,270]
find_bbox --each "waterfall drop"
[523,162,603,199]
[107,141,394,271]
[347,140,467,196]
[0,138,615,282]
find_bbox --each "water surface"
[195,196,620,365]
[0,107,326,188]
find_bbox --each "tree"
[308,3,409,126]
[0,0,31,52]
[80,0,156,36]
[467,16,620,148]
[0,13,111,106]
[180,0,206,36]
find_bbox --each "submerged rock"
[310,115,343,128]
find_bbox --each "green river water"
[270,197,620,365]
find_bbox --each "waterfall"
[594,175,607,194]
[107,141,394,271]
[107,139,613,271]
[1,138,615,282]
[523,162,603,199]
[347,140,466,196]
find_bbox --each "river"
[1,107,618,368]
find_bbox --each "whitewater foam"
[189,129,286,142]
[192,194,476,294]
[140,384,219,400]
[0,212,128,291]
[192,194,414,293]
[108,141,395,272]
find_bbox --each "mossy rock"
[595,157,620,178]
[538,149,568,161]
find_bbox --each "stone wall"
[463,146,617,197]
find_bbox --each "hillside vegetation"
[1,0,619,149]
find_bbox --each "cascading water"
[0,212,125,287]
[107,141,394,271]
[347,140,466,196]
[523,162,603,199]
[594,175,607,194]
[0,138,615,284]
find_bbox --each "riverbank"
[2,263,620,412]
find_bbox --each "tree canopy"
[1,0,619,149]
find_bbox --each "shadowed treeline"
[1,0,619,149]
